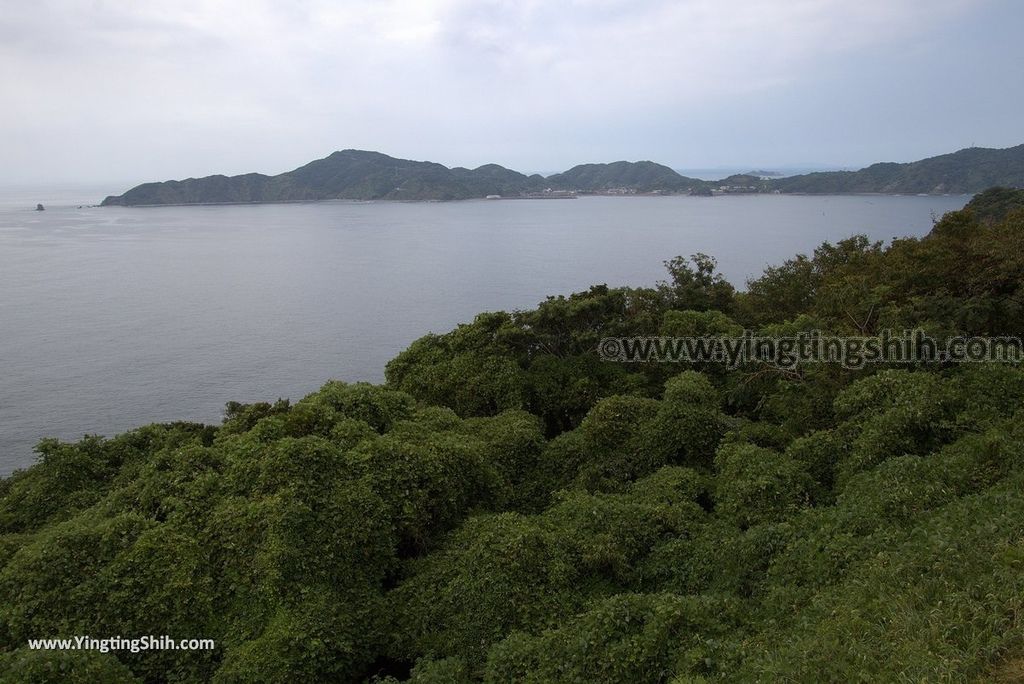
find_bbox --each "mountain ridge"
[101,144,1024,206]
[773,144,1024,194]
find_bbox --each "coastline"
[99,190,975,208]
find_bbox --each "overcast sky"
[2,0,1022,185]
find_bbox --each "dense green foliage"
[101,145,1024,205]
[3,193,1024,681]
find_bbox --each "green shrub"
[388,513,583,670]
[485,593,740,683]
[640,372,725,470]
[713,443,812,528]
[352,433,504,552]
[408,657,473,683]
[832,370,958,486]
[0,649,140,684]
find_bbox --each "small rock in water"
[35,203,45,211]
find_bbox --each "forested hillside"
[545,161,703,193]
[772,144,1024,194]
[2,189,1023,682]
[100,150,550,205]
[100,145,1024,206]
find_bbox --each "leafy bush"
[485,593,740,683]
[713,443,813,528]
[0,649,140,684]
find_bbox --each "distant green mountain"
[101,144,1024,206]
[101,150,548,206]
[100,152,713,206]
[770,145,1024,194]
[545,160,705,193]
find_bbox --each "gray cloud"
[1,0,1020,186]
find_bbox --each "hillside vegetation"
[2,188,1024,682]
[100,150,550,205]
[545,161,703,193]
[773,144,1024,194]
[100,145,1024,205]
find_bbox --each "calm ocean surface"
[0,187,968,474]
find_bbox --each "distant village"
[484,175,780,200]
